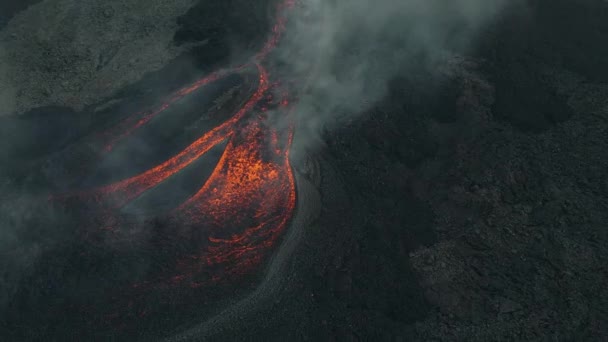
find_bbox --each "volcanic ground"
[1,0,608,341]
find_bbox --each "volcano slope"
[2,0,608,341]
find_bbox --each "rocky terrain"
[1,0,607,341]
[0,0,197,115]
[313,1,608,339]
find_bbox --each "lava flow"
[58,0,299,289]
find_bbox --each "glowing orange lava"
[175,99,296,285]
[58,0,299,288]
[93,64,270,208]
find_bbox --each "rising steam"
[276,0,507,153]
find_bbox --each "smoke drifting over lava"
[0,0,510,338]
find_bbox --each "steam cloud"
[275,0,507,153]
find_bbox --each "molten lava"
[176,96,296,285]
[57,0,298,289]
[94,65,270,208]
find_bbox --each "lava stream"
[92,64,269,208]
[174,105,296,283]
[57,0,301,288]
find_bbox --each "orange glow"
[174,109,296,282]
[56,0,299,289]
[92,65,270,208]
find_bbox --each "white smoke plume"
[274,0,508,152]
